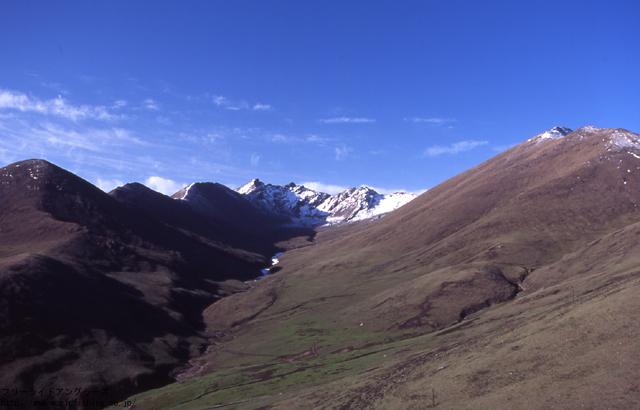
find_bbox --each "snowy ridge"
[527,126,573,143]
[178,183,195,200]
[606,129,640,151]
[348,191,417,223]
[236,179,417,226]
[570,126,640,154]
[236,179,330,224]
[527,126,640,163]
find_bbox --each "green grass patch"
[128,329,436,409]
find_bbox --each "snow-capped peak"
[235,179,418,226]
[602,128,640,152]
[237,178,264,195]
[527,126,573,143]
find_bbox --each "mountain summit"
[235,179,416,225]
[527,125,573,142]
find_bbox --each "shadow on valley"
[0,159,317,408]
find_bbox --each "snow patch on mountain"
[236,179,417,226]
[352,191,417,222]
[527,126,573,143]
[569,126,640,154]
[607,129,640,151]
[237,178,262,195]
[236,179,330,225]
[177,183,195,200]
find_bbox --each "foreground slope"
[129,126,640,409]
[0,160,305,407]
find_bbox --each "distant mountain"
[317,186,416,224]
[236,179,330,224]
[173,182,289,232]
[526,125,573,142]
[236,179,417,225]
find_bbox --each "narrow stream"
[259,252,284,277]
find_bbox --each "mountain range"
[2,126,640,409]
[0,157,414,407]
[130,125,640,409]
[236,178,416,225]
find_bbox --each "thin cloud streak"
[319,117,376,124]
[405,117,456,125]
[424,140,488,157]
[143,98,159,110]
[253,103,272,111]
[0,88,119,121]
[212,94,273,111]
[0,111,255,186]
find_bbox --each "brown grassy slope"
[142,127,640,409]
[279,220,640,410]
[205,127,640,332]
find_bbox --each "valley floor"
[126,226,640,409]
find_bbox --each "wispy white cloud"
[144,176,185,195]
[252,103,272,111]
[37,122,143,152]
[0,116,146,171]
[267,132,347,161]
[269,133,331,146]
[178,130,226,145]
[0,89,118,121]
[0,93,259,187]
[213,95,246,110]
[95,177,124,192]
[212,95,227,107]
[305,134,329,145]
[334,145,352,160]
[112,99,128,109]
[405,117,456,125]
[212,94,273,111]
[424,140,488,157]
[492,143,517,152]
[319,117,376,124]
[143,98,159,110]
[301,181,348,194]
[271,133,291,143]
[250,153,260,167]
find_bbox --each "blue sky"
[1,1,639,194]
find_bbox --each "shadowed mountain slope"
[128,127,640,409]
[112,181,284,256]
[0,159,307,407]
